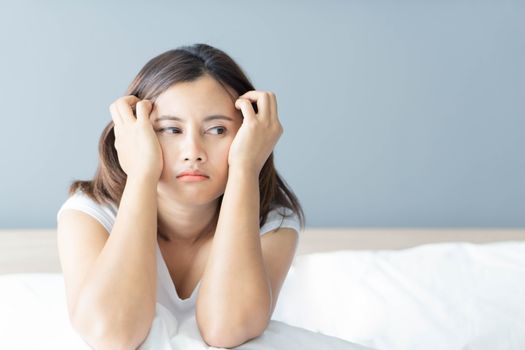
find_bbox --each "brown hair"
[68,43,305,242]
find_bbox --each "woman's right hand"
[110,95,163,182]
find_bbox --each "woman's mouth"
[177,175,209,182]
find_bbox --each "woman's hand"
[110,95,163,181]
[229,91,283,175]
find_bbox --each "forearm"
[196,167,272,342]
[73,175,158,346]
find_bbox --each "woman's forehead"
[155,77,237,107]
[151,76,241,121]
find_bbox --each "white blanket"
[2,241,525,349]
[138,302,371,349]
[271,241,525,349]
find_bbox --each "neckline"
[156,242,201,303]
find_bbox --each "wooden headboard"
[1,228,524,274]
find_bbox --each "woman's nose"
[181,133,206,162]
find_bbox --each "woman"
[56,43,305,349]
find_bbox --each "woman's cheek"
[158,145,170,182]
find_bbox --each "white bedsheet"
[272,241,525,349]
[1,241,525,349]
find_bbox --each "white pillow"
[272,241,525,350]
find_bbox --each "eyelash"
[157,126,227,135]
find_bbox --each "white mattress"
[1,241,525,349]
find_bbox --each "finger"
[238,91,270,118]
[238,90,270,117]
[109,103,123,126]
[110,104,125,143]
[115,95,140,124]
[135,100,153,123]
[235,98,257,122]
[268,92,278,121]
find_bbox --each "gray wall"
[1,0,523,229]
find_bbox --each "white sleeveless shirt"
[56,190,301,324]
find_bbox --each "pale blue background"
[0,0,523,228]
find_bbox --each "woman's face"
[149,74,243,205]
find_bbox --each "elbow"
[95,328,150,350]
[70,293,156,350]
[201,317,268,348]
[71,310,152,350]
[73,320,149,350]
[197,293,272,348]
[202,329,260,349]
[85,334,140,350]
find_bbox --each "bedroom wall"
[0,0,523,228]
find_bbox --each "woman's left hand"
[229,90,283,175]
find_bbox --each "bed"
[1,228,524,349]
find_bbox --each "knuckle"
[136,99,152,112]
[114,100,125,110]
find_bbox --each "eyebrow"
[154,115,234,123]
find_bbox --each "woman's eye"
[156,126,226,135]
[209,126,227,135]
[158,127,181,134]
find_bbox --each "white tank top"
[56,189,301,325]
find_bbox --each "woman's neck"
[156,198,220,247]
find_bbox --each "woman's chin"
[171,191,222,206]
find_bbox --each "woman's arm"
[197,90,285,348]
[70,175,158,348]
[196,166,272,348]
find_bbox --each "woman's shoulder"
[259,205,301,236]
[56,189,118,233]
